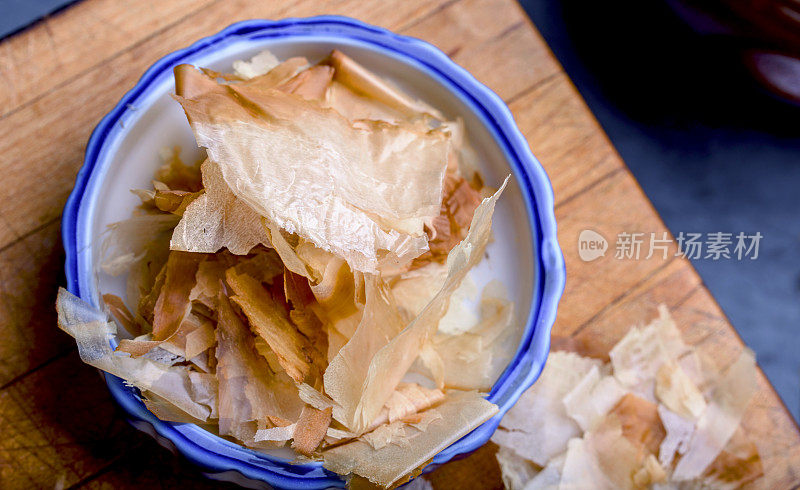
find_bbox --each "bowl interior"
[73,26,541,485]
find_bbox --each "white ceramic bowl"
[62,17,565,489]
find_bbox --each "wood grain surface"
[0,0,797,488]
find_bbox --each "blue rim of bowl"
[61,16,565,489]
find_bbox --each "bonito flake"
[322,390,498,487]
[61,49,516,487]
[57,288,217,422]
[493,307,762,489]
[325,179,507,434]
[171,159,271,255]
[173,60,451,273]
[491,351,601,466]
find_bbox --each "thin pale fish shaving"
[322,390,498,487]
[57,288,216,422]
[493,306,763,489]
[173,64,449,273]
[216,292,304,446]
[324,179,507,434]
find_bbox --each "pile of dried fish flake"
[492,306,763,489]
[57,49,518,488]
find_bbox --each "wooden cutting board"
[0,0,797,488]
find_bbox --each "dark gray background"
[2,0,798,421]
[0,0,78,39]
